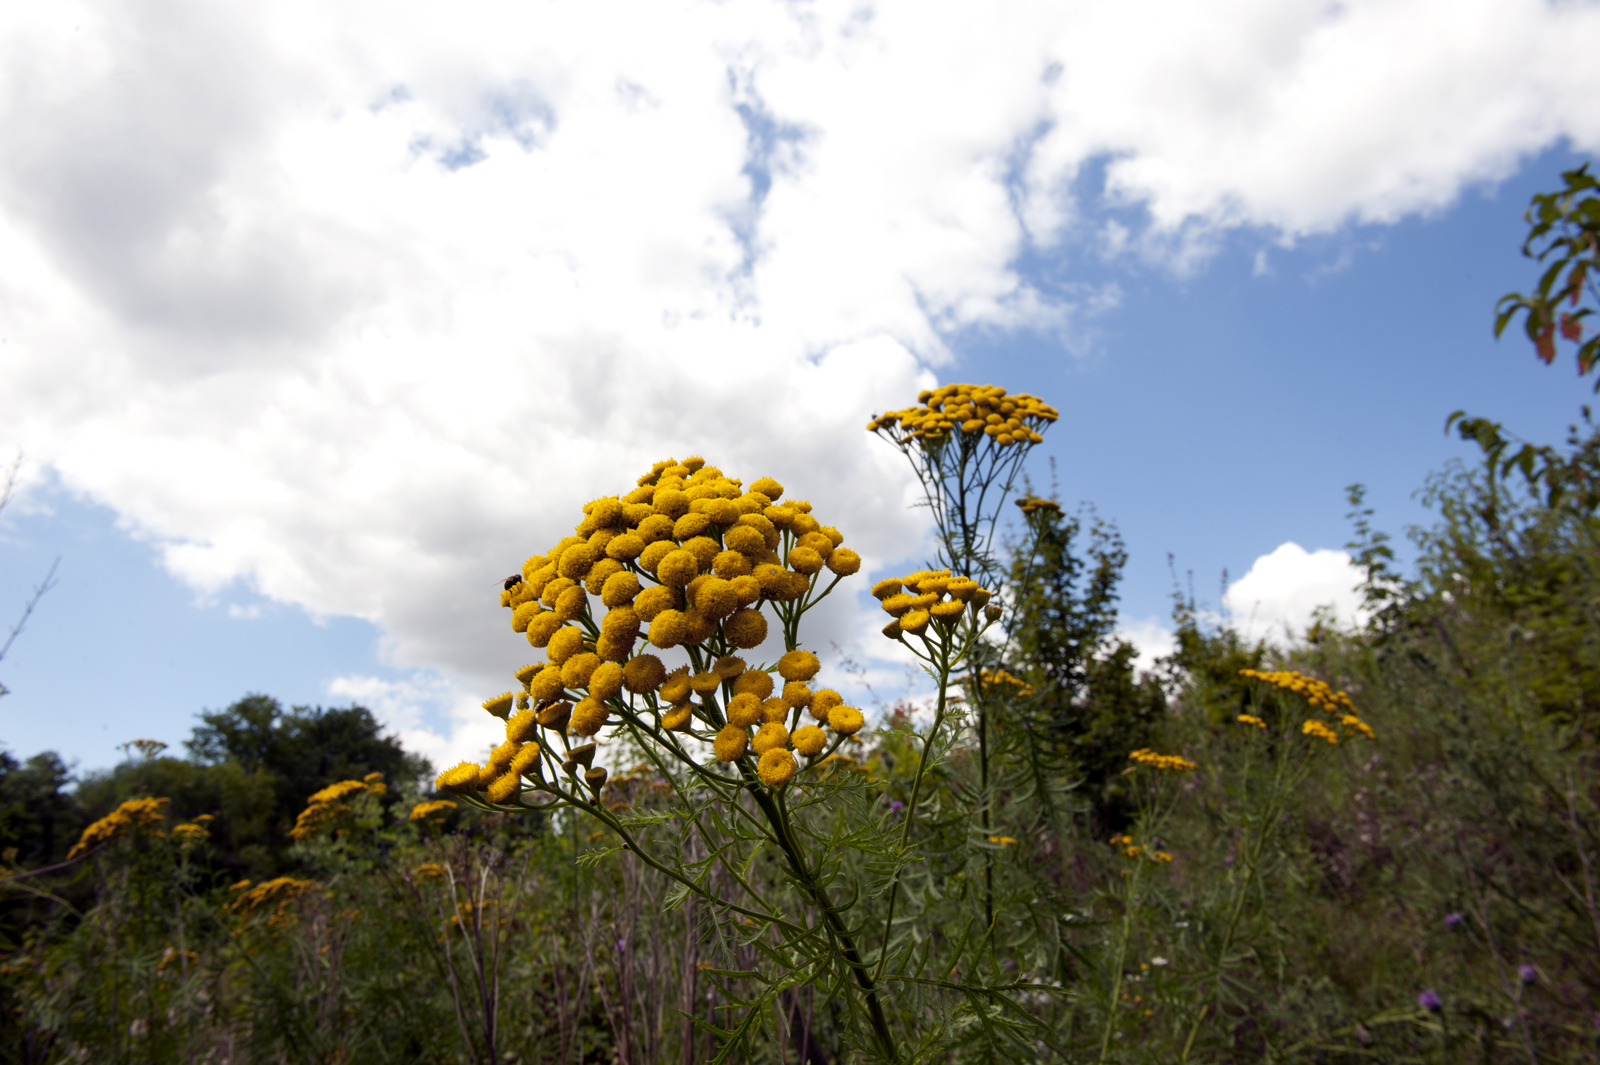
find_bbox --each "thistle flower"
[758,748,797,787]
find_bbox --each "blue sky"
[1,0,1597,775]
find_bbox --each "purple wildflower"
[1418,990,1442,1013]
[1519,965,1537,985]
[890,801,904,813]
[1444,912,1463,928]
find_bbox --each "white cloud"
[1223,542,1366,643]
[1117,617,1178,675]
[0,0,1593,756]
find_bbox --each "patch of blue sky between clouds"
[0,486,449,773]
[938,142,1595,648]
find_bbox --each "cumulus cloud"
[0,0,1593,751]
[1223,542,1366,643]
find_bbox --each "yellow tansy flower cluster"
[1238,669,1356,714]
[449,458,867,803]
[964,668,1035,698]
[867,384,1058,448]
[409,799,457,822]
[1302,720,1341,745]
[1109,834,1174,864]
[1128,748,1199,772]
[1238,669,1376,742]
[290,773,385,841]
[873,569,995,641]
[1014,495,1062,516]
[170,822,210,847]
[230,876,316,925]
[68,797,170,859]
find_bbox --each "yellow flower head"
[589,660,625,701]
[750,476,784,500]
[510,743,542,778]
[560,651,602,689]
[825,548,861,576]
[732,669,774,700]
[898,610,931,636]
[659,666,692,704]
[777,649,821,682]
[713,724,749,763]
[506,707,539,743]
[758,748,797,787]
[437,762,481,794]
[647,609,688,649]
[792,725,827,757]
[722,607,768,649]
[727,692,763,727]
[689,671,721,695]
[622,654,668,694]
[482,692,516,718]
[782,680,814,710]
[528,665,565,702]
[1239,669,1358,716]
[656,549,700,588]
[829,705,865,735]
[661,703,694,731]
[809,689,843,723]
[547,626,586,665]
[714,655,746,680]
[633,584,680,622]
[752,721,790,755]
[1236,714,1267,730]
[570,697,609,736]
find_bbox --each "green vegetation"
[4,167,1600,1063]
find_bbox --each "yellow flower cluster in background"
[1236,714,1267,729]
[960,668,1036,698]
[873,569,995,642]
[290,773,385,841]
[409,799,457,822]
[866,384,1058,448]
[1237,669,1376,742]
[1014,495,1062,516]
[230,876,317,926]
[1239,669,1355,714]
[444,457,869,805]
[1128,748,1198,772]
[68,797,170,859]
[1109,834,1175,863]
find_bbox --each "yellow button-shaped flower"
[714,724,748,763]
[758,748,797,787]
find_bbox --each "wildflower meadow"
[4,166,1600,1064]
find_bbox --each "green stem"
[1098,863,1142,1064]
[875,635,954,981]
[754,784,898,1063]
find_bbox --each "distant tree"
[1005,498,1166,831]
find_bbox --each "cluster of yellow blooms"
[170,817,212,847]
[866,384,1058,448]
[872,569,996,642]
[1236,714,1267,729]
[409,799,457,823]
[1238,669,1355,714]
[439,458,871,804]
[1014,495,1062,516]
[1128,749,1198,772]
[1109,834,1175,863]
[229,876,317,925]
[68,797,171,859]
[290,773,386,841]
[962,668,1036,699]
[1237,669,1376,743]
